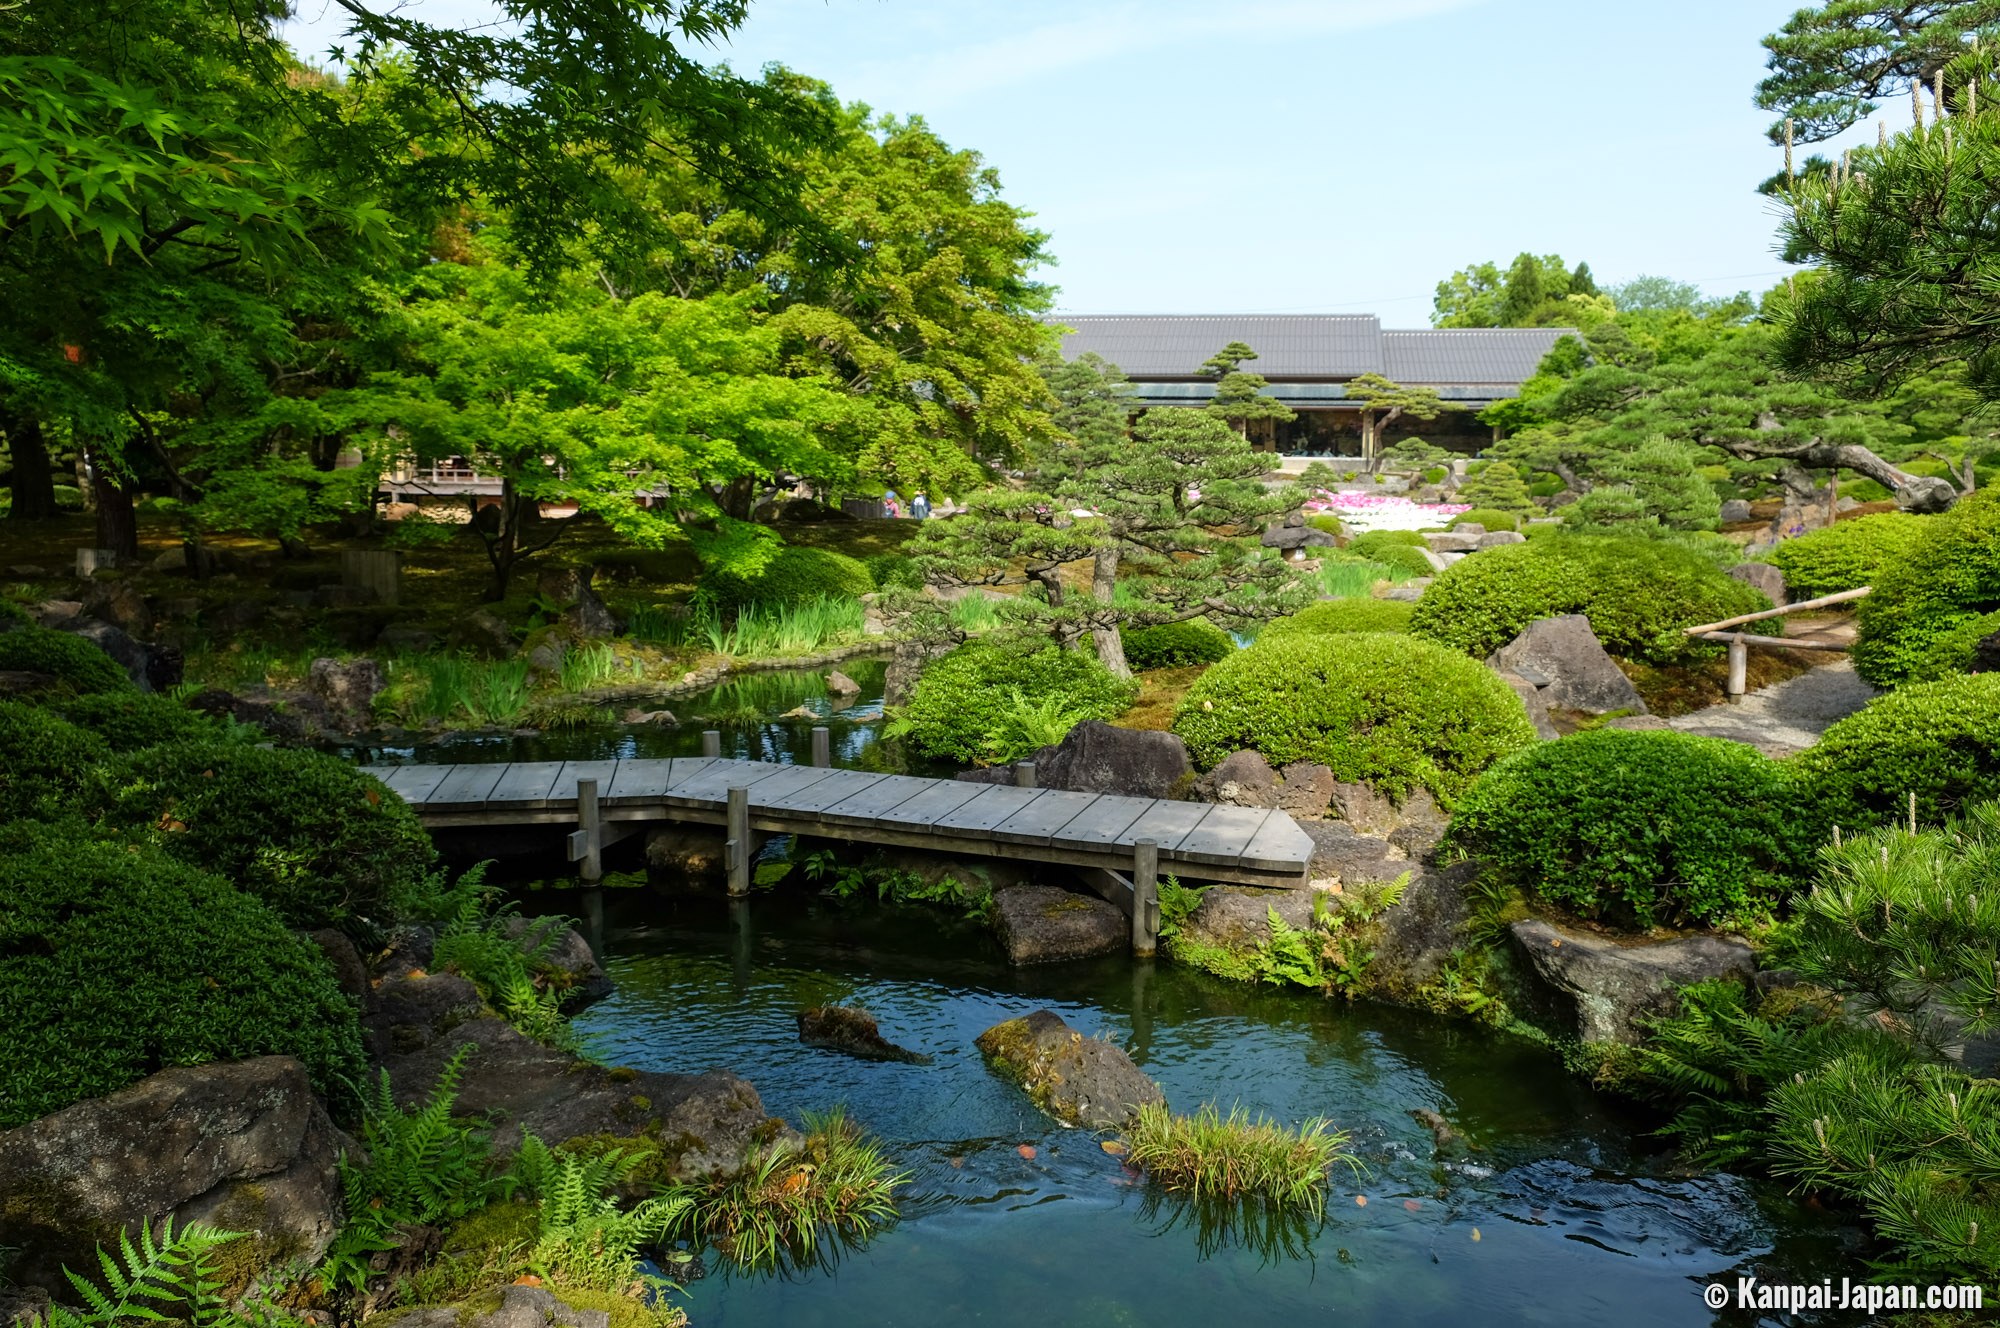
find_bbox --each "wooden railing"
[1682,586,1872,701]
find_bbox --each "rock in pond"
[798,1005,931,1063]
[1507,918,1756,1044]
[396,1282,611,1328]
[992,885,1126,965]
[502,916,614,1014]
[646,825,727,887]
[0,1056,346,1294]
[824,669,862,698]
[975,1009,1164,1128]
[1176,885,1316,955]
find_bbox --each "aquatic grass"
[558,640,622,693]
[1316,556,1409,599]
[394,654,534,726]
[1122,1102,1361,1214]
[660,1107,904,1270]
[674,596,865,659]
[465,659,532,725]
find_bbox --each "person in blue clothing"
[883,489,902,518]
[911,492,930,520]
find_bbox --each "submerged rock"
[797,1005,931,1063]
[991,885,1126,965]
[646,825,727,887]
[975,1009,1164,1128]
[1508,918,1756,1045]
[1410,1107,1468,1157]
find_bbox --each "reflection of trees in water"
[1137,1186,1329,1266]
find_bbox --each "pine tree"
[1343,373,1451,467]
[1455,460,1534,515]
[1200,341,1295,439]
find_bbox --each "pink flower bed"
[1305,489,1470,533]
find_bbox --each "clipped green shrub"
[1408,534,1767,663]
[0,599,26,625]
[1171,633,1535,802]
[889,641,1137,764]
[1348,529,1427,557]
[104,741,439,928]
[1120,618,1234,670]
[0,823,366,1128]
[863,552,924,592]
[0,700,110,822]
[0,624,132,694]
[1760,512,1929,602]
[1455,461,1535,515]
[700,545,875,609]
[1261,599,1414,639]
[1793,673,2000,830]
[1449,508,1519,532]
[1305,514,1345,538]
[1853,489,2000,684]
[1448,729,1815,927]
[52,692,222,752]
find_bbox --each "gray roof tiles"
[1382,328,1571,384]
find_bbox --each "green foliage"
[0,699,109,821]
[1762,511,1930,601]
[322,1052,503,1293]
[0,824,365,1129]
[1407,534,1767,663]
[1314,556,1410,598]
[660,1108,903,1270]
[105,740,439,929]
[1304,514,1345,537]
[1346,528,1426,554]
[433,894,583,1052]
[1455,461,1536,514]
[1447,729,1816,927]
[1340,373,1451,462]
[1349,541,1434,579]
[1434,252,1603,328]
[1122,1103,1360,1214]
[1155,876,1208,942]
[0,625,132,694]
[888,641,1136,765]
[863,552,924,591]
[1119,618,1234,670]
[510,1135,690,1293]
[51,692,223,752]
[802,849,994,922]
[1260,599,1414,640]
[1200,342,1296,432]
[44,1219,254,1328]
[1449,508,1519,532]
[391,655,535,727]
[1171,633,1535,803]
[1563,438,1723,533]
[1793,672,2000,830]
[701,545,874,610]
[1853,488,2000,683]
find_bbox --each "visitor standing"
[883,489,902,518]
[911,492,930,520]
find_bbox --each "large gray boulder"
[1728,561,1787,607]
[0,1056,346,1294]
[307,656,385,731]
[1365,860,1476,997]
[645,825,727,886]
[975,1009,1164,1127]
[64,618,181,692]
[1327,781,1449,858]
[1423,531,1483,553]
[1719,498,1755,524]
[500,916,614,1014]
[538,564,621,639]
[992,885,1126,964]
[1974,630,2000,674]
[1486,614,1647,716]
[1492,668,1560,740]
[1034,721,1193,799]
[798,1006,930,1064]
[1476,529,1527,548]
[1507,918,1756,1044]
[1192,749,1281,808]
[396,1283,611,1328]
[1176,885,1315,954]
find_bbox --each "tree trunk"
[1,408,57,520]
[717,474,757,520]
[1717,429,1958,513]
[87,452,139,560]
[1089,545,1131,680]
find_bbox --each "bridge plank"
[606,759,676,804]
[740,764,842,808]
[1049,794,1156,850]
[1111,801,1212,854]
[666,757,716,790]
[817,775,936,827]
[1238,814,1315,873]
[427,763,508,811]
[1174,805,1272,866]
[874,779,988,829]
[991,789,1104,846]
[549,760,621,807]
[932,784,1045,834]
[661,758,787,807]
[374,764,452,806]
[487,762,568,808]
[769,770,886,815]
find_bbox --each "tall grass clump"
[1316,556,1407,598]
[397,655,532,726]
[557,640,623,693]
[1122,1103,1360,1214]
[947,592,1005,634]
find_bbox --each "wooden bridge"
[366,754,1315,951]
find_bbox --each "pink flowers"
[1305,489,1470,533]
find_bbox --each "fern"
[510,1136,691,1294]
[432,891,583,1052]
[47,1219,249,1328]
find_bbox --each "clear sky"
[280,0,1886,324]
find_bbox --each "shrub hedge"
[0,700,110,822]
[1120,618,1235,670]
[1170,632,1535,802]
[104,740,439,929]
[1793,673,2000,830]
[1407,534,1767,663]
[891,641,1138,764]
[1448,729,1815,927]
[1348,529,1427,556]
[0,625,132,694]
[1305,514,1345,537]
[1449,508,1520,532]
[1760,513,1929,602]
[1260,599,1415,639]
[863,552,924,592]
[53,692,221,752]
[1853,489,2000,684]
[0,824,366,1128]
[700,546,875,609]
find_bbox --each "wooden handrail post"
[811,726,831,768]
[1682,585,1871,636]
[1726,635,1748,703]
[1132,839,1160,957]
[702,729,722,759]
[726,785,751,897]
[1013,761,1038,788]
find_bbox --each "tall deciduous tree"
[1433,252,1602,328]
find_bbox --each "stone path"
[1663,660,1878,756]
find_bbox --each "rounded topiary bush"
[700,545,875,608]
[1793,673,2000,830]
[1120,618,1234,670]
[863,552,924,592]
[53,692,221,752]
[1853,489,2000,684]
[0,823,365,1128]
[1450,508,1520,532]
[0,700,109,822]
[1170,633,1536,802]
[1448,729,1815,927]
[891,640,1138,764]
[0,625,132,694]
[1305,514,1345,537]
[104,741,439,928]
[1407,534,1767,663]
[1348,529,1427,558]
[1260,598,1414,639]
[1759,512,1929,602]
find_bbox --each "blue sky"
[281,0,1886,323]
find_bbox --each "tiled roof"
[1381,328,1572,384]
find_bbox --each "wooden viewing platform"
[366,756,1316,903]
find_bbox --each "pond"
[551,890,1852,1328]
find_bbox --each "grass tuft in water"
[1122,1102,1360,1214]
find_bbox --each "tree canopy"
[1756,0,2000,143]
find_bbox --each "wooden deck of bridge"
[366,757,1314,890]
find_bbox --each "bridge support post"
[1131,838,1160,957]
[726,785,752,896]
[571,778,602,883]
[1726,635,1748,703]
[1013,761,1037,788]
[811,726,831,768]
[702,729,722,759]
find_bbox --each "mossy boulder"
[990,886,1126,965]
[975,1009,1164,1127]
